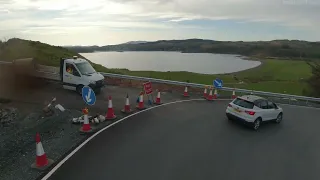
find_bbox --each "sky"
[1,0,320,46]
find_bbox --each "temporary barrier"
[207,88,213,101]
[79,107,93,133]
[154,90,162,105]
[105,96,117,120]
[136,92,146,110]
[203,86,208,99]
[121,94,133,114]
[213,89,218,99]
[31,133,54,170]
[183,86,189,97]
[232,89,237,99]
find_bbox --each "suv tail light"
[245,110,255,115]
[228,104,232,107]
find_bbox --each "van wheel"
[76,85,84,95]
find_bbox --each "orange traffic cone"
[154,90,162,105]
[31,133,54,170]
[207,88,213,101]
[80,107,93,133]
[213,89,218,99]
[106,96,117,120]
[182,86,190,97]
[232,89,237,99]
[136,92,146,110]
[203,86,208,99]
[121,94,132,114]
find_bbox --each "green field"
[0,38,314,96]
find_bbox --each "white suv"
[226,95,283,130]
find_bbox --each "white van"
[59,56,105,94]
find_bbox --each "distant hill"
[65,38,320,59]
[123,41,148,45]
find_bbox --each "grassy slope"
[0,38,313,95]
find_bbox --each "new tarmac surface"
[43,100,320,180]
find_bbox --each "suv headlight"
[89,80,96,84]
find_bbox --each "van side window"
[66,63,80,77]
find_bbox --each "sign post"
[82,86,96,106]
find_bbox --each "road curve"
[44,100,320,180]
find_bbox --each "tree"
[306,60,320,97]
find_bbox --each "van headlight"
[89,80,96,84]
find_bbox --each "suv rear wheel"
[253,118,262,130]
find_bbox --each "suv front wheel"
[275,113,283,124]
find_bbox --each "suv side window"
[259,100,268,109]
[267,101,276,109]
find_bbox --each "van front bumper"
[89,80,105,90]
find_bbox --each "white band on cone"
[140,95,143,102]
[185,87,188,92]
[209,90,213,95]
[214,89,217,94]
[108,100,113,108]
[126,98,130,105]
[36,142,45,156]
[84,114,89,124]
[204,88,207,93]
[157,92,160,98]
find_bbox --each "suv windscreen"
[233,98,254,109]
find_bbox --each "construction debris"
[0,107,18,126]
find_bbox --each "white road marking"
[41,98,211,180]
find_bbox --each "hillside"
[66,39,320,59]
[0,38,85,66]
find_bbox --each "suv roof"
[238,95,266,102]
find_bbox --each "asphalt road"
[44,100,320,180]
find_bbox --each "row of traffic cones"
[79,90,163,134]
[183,85,237,100]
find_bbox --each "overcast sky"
[1,0,319,45]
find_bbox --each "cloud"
[0,0,319,45]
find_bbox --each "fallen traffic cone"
[232,89,237,99]
[207,88,213,101]
[121,94,133,114]
[182,86,190,97]
[213,89,218,99]
[31,133,54,171]
[136,92,146,110]
[106,96,117,120]
[203,86,208,99]
[80,107,93,133]
[154,90,162,105]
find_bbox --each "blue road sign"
[213,78,223,89]
[82,86,96,106]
